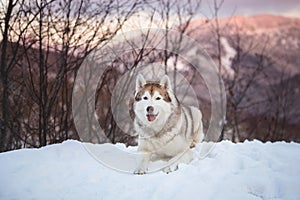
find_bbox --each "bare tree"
[0,0,141,151]
[0,0,16,151]
[0,0,44,151]
[90,0,203,145]
[149,0,201,93]
[262,69,296,141]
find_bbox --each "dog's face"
[134,74,176,127]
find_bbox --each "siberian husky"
[133,74,204,174]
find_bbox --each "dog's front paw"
[134,168,147,175]
[134,151,151,175]
[163,164,179,174]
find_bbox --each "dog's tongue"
[147,114,156,122]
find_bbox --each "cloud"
[199,0,300,18]
[281,6,300,18]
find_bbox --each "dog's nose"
[146,106,154,113]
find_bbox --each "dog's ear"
[136,74,146,91]
[160,75,171,90]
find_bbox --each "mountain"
[185,14,300,140]
[188,14,300,75]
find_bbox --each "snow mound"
[1,140,300,200]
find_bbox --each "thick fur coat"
[133,74,204,174]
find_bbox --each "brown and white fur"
[133,74,204,174]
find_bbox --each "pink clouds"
[199,0,300,18]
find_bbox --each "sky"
[199,0,300,18]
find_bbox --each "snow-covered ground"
[1,140,300,200]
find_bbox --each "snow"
[1,140,300,200]
[220,37,236,79]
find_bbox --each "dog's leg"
[163,149,193,173]
[134,151,151,175]
[191,126,204,148]
[189,106,204,148]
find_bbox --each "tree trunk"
[0,0,15,152]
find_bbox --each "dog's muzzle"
[146,106,158,122]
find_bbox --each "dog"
[132,74,204,174]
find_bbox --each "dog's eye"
[156,97,161,100]
[143,97,148,100]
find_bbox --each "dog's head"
[134,74,178,127]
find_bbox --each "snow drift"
[0,140,300,200]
